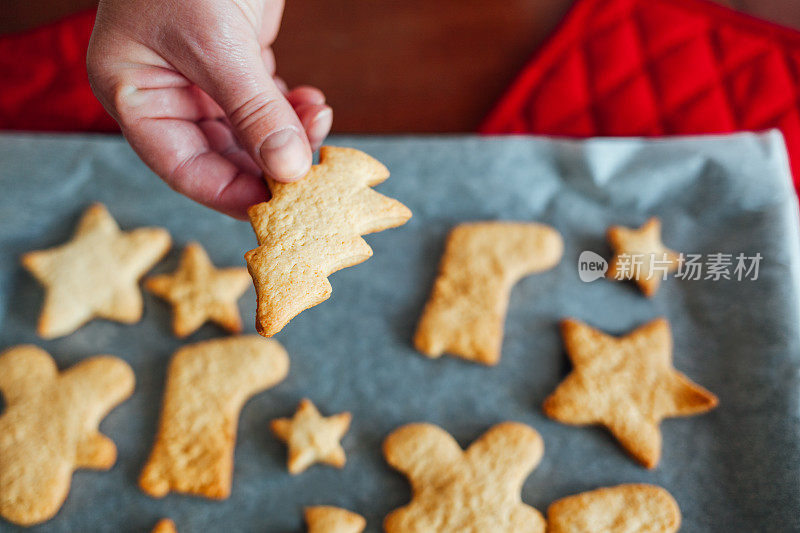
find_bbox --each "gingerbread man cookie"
[383,422,546,532]
[0,345,134,526]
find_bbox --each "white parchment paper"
[0,131,797,532]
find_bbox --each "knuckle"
[85,49,101,81]
[86,45,111,94]
[228,93,283,137]
[110,84,138,126]
[159,15,253,71]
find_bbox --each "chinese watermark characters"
[578,252,762,282]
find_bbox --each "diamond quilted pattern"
[529,52,596,134]
[482,0,800,189]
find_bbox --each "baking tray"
[0,132,798,532]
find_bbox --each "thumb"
[194,53,312,182]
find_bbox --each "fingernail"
[310,107,333,133]
[307,107,333,150]
[260,127,309,181]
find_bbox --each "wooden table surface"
[3,0,800,132]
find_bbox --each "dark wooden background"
[3,0,800,132]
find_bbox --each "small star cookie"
[543,318,718,468]
[414,221,563,365]
[246,146,412,337]
[21,203,171,338]
[0,345,134,526]
[383,422,546,533]
[145,242,251,337]
[271,399,351,474]
[607,217,680,296]
[151,518,177,533]
[547,484,681,533]
[139,336,289,499]
[305,506,366,533]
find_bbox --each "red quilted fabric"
[0,9,117,132]
[481,0,800,187]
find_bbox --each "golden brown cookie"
[139,336,289,499]
[145,242,251,337]
[271,399,351,474]
[607,217,680,296]
[305,506,366,533]
[21,203,171,339]
[543,318,718,468]
[0,345,134,526]
[414,221,563,365]
[245,146,412,337]
[152,518,178,533]
[547,484,681,533]
[383,422,546,532]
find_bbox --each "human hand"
[87,0,332,219]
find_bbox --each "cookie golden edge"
[382,421,546,532]
[151,518,177,533]
[138,336,289,499]
[244,146,411,337]
[270,398,352,475]
[304,505,366,533]
[144,242,250,338]
[413,221,563,365]
[21,203,171,338]
[546,483,681,533]
[0,345,135,526]
[606,217,680,298]
[543,318,719,469]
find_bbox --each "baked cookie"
[543,318,718,468]
[547,484,681,533]
[383,422,546,532]
[139,336,289,499]
[607,217,680,296]
[271,399,351,474]
[246,146,412,337]
[21,203,171,338]
[145,242,251,337]
[0,345,134,526]
[305,506,366,533]
[414,221,563,364]
[152,518,177,533]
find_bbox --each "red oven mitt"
[0,9,116,132]
[482,0,800,189]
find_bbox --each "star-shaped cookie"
[145,242,251,337]
[21,203,171,338]
[305,506,366,533]
[383,422,546,533]
[151,519,177,533]
[543,318,718,468]
[607,217,680,296]
[270,399,351,474]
